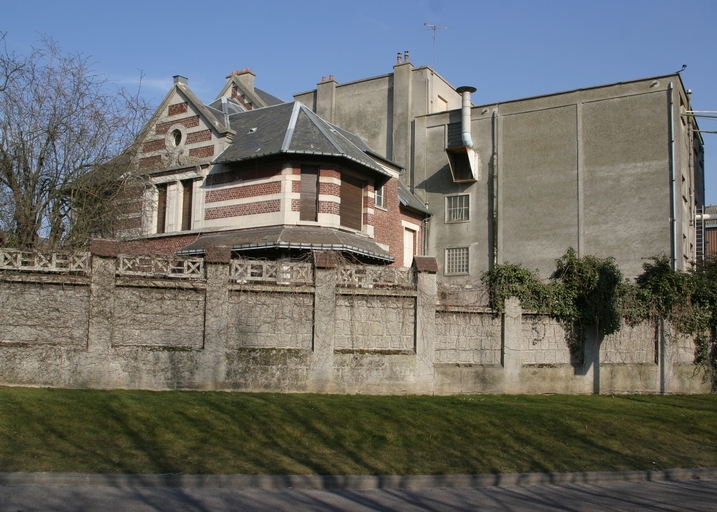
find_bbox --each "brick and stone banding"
[156,116,200,135]
[189,145,215,159]
[206,181,281,203]
[139,155,162,169]
[142,139,165,153]
[186,130,212,145]
[205,200,281,220]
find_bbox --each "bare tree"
[0,32,151,248]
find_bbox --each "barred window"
[446,194,470,222]
[445,247,469,275]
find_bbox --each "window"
[374,185,384,208]
[340,174,363,231]
[300,166,318,221]
[156,183,168,234]
[446,194,470,223]
[181,179,193,231]
[171,129,182,147]
[445,247,469,275]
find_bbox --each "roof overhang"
[176,227,394,263]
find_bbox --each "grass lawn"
[0,388,716,475]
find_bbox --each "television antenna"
[419,23,448,69]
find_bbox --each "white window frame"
[445,194,470,223]
[374,184,385,209]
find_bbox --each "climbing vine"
[483,249,717,389]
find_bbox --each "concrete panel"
[333,76,392,158]
[334,294,415,352]
[582,92,670,277]
[521,315,576,365]
[112,286,205,348]
[435,310,501,364]
[501,105,578,275]
[0,281,89,347]
[601,321,657,364]
[228,291,314,350]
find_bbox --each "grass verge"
[0,388,716,475]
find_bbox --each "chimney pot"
[397,52,402,64]
[322,76,326,82]
[329,74,334,81]
[404,50,409,62]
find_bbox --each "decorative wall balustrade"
[116,254,204,279]
[0,248,91,275]
[230,259,314,285]
[337,265,416,289]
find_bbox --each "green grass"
[0,388,716,475]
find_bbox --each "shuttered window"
[156,183,167,234]
[300,166,318,221]
[181,179,193,231]
[340,174,363,231]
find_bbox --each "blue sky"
[3,0,717,202]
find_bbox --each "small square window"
[445,247,469,275]
[446,194,470,223]
[375,185,384,208]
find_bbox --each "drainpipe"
[456,86,476,148]
[668,82,677,271]
[492,109,498,268]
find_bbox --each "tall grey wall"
[412,74,699,281]
[0,250,709,395]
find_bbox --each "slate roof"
[254,87,284,106]
[176,227,393,262]
[398,180,431,215]
[213,102,393,180]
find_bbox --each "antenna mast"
[422,23,448,69]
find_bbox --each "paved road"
[2,478,717,511]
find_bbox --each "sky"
[3,0,717,202]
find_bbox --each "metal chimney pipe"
[456,86,476,148]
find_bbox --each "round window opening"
[171,129,182,147]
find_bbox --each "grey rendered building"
[295,58,705,280]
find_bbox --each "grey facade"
[295,62,705,280]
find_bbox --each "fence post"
[87,241,118,353]
[202,246,231,389]
[414,257,438,393]
[312,252,337,391]
[502,296,522,392]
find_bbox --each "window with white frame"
[445,247,469,275]
[374,184,384,208]
[446,194,470,223]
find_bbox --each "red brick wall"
[319,182,340,196]
[139,155,162,169]
[189,145,214,159]
[372,178,425,266]
[156,116,200,135]
[142,139,165,153]
[186,130,212,144]
[318,201,340,215]
[205,200,281,220]
[168,103,188,116]
[206,181,281,203]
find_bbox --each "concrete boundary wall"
[0,250,710,395]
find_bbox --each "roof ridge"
[281,102,303,151]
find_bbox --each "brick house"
[121,71,429,265]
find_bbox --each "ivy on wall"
[482,249,717,389]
